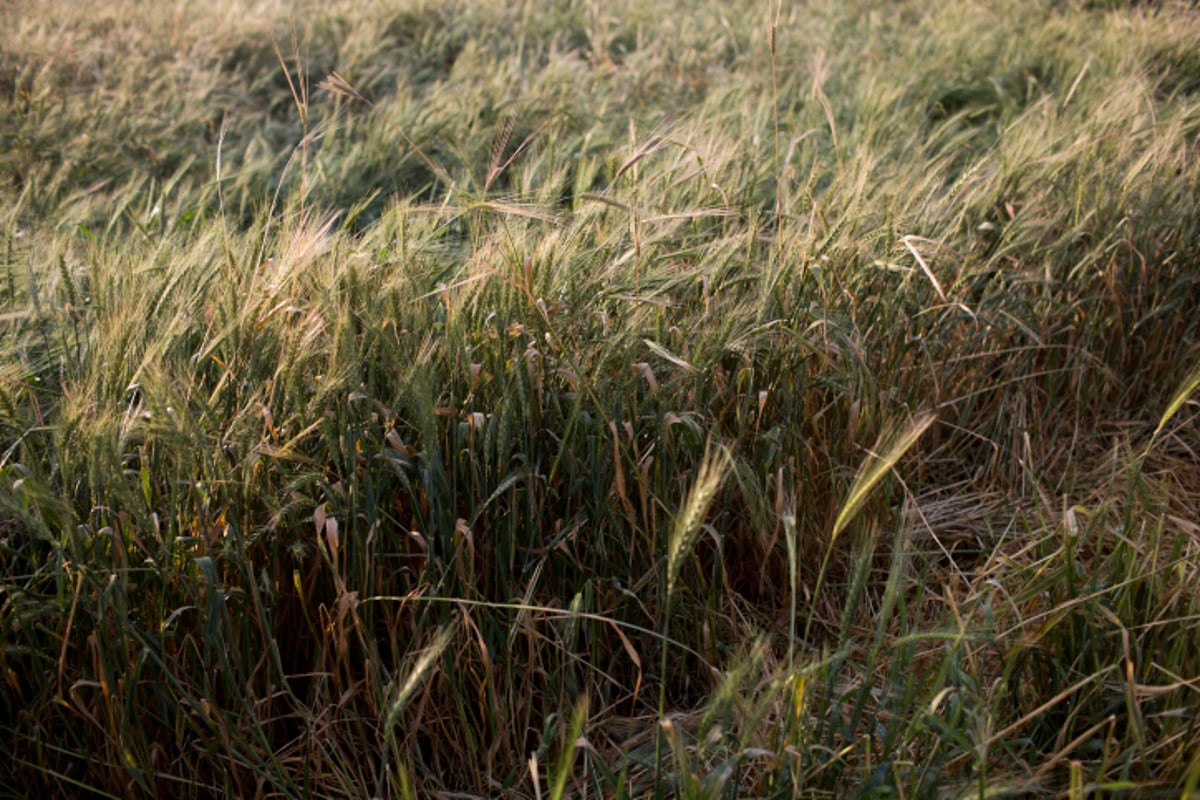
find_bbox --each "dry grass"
[1,0,1199,796]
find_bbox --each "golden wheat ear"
[318,71,371,107]
[667,443,732,596]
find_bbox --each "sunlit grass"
[2,0,1199,796]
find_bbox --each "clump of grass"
[1,0,1199,796]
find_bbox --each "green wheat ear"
[1150,362,1200,446]
[832,412,936,544]
[667,443,732,596]
[382,625,454,749]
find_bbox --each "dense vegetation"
[2,0,1199,796]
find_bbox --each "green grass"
[2,0,1199,796]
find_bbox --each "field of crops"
[2,0,1199,796]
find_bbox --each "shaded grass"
[1,0,1199,796]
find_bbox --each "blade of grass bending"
[1150,362,1200,445]
[831,413,936,544]
[366,596,713,667]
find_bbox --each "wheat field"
[1,0,1199,796]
